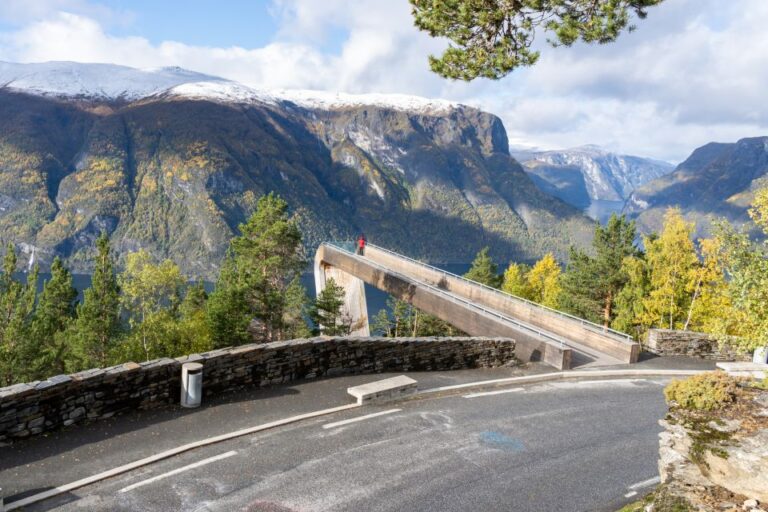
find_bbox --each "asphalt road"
[25,377,672,512]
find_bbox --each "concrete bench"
[716,362,768,378]
[347,376,418,405]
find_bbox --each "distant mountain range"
[624,136,768,237]
[0,61,595,277]
[514,146,674,222]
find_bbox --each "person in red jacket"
[357,233,367,256]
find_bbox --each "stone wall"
[0,336,516,441]
[646,329,750,361]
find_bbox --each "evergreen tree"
[464,247,501,288]
[527,253,563,308]
[27,257,78,378]
[207,193,307,346]
[371,308,395,337]
[205,259,250,348]
[310,278,351,336]
[414,311,464,336]
[501,262,533,299]
[410,0,663,80]
[561,214,641,326]
[180,280,208,316]
[0,244,22,385]
[283,276,312,339]
[70,233,122,369]
[0,246,38,385]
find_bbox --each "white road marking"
[6,370,702,511]
[624,491,638,498]
[418,370,703,396]
[463,387,524,398]
[322,409,401,429]
[5,403,359,511]
[118,451,238,493]
[628,476,661,490]
[559,379,650,386]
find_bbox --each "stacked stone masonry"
[646,329,751,361]
[0,336,517,441]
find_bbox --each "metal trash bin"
[181,362,203,408]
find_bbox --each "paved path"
[20,376,674,512]
[1,356,715,511]
[0,365,551,501]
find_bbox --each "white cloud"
[476,0,768,160]
[0,0,766,162]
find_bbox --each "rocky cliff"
[514,145,673,222]
[0,62,594,278]
[654,383,768,511]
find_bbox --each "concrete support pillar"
[314,255,370,336]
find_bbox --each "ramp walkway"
[315,242,640,370]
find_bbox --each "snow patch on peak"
[276,89,461,114]
[0,61,223,100]
[163,81,280,106]
[159,83,463,115]
[0,61,467,115]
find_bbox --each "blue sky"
[0,0,766,162]
[94,0,347,53]
[102,1,280,48]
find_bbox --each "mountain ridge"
[0,61,595,278]
[0,60,465,114]
[514,145,674,222]
[624,136,768,236]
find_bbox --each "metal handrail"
[322,242,573,350]
[328,240,634,343]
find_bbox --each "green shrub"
[663,372,741,411]
[751,372,768,390]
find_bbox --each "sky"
[0,0,766,163]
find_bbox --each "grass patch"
[617,486,692,512]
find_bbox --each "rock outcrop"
[656,388,768,511]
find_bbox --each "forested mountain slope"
[0,62,594,277]
[625,137,768,237]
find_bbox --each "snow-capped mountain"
[0,60,462,114]
[0,61,593,276]
[0,61,225,100]
[514,145,674,222]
